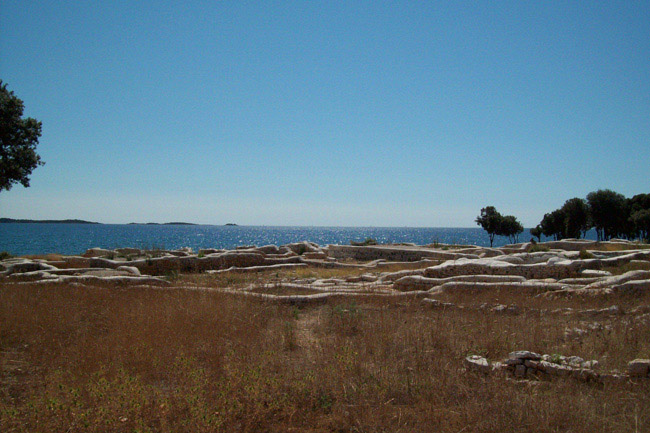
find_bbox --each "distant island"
[225,223,238,226]
[0,218,100,224]
[127,222,198,226]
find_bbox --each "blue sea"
[0,223,598,256]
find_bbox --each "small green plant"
[197,251,205,258]
[350,238,377,246]
[549,353,563,365]
[164,270,180,282]
[528,244,550,253]
[579,249,595,259]
[315,392,333,412]
[464,346,489,358]
[0,251,12,260]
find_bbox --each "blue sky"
[1,1,648,226]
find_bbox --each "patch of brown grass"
[602,260,650,275]
[1,282,649,432]
[590,242,650,252]
[20,253,64,261]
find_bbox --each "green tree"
[540,209,566,241]
[0,80,43,191]
[498,215,524,244]
[476,206,502,247]
[560,197,590,239]
[629,193,650,213]
[631,209,650,242]
[530,225,543,242]
[586,189,628,241]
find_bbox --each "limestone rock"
[581,269,612,277]
[116,266,141,276]
[509,351,542,361]
[627,359,650,377]
[83,248,113,258]
[464,355,490,374]
[3,260,58,275]
[514,364,527,377]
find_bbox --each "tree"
[476,206,502,247]
[530,225,543,242]
[631,209,650,242]
[629,193,650,214]
[586,189,628,241]
[498,215,524,244]
[560,197,590,239]
[0,80,43,191]
[627,194,650,241]
[540,209,566,240]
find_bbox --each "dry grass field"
[1,267,649,432]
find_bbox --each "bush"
[350,238,377,246]
[579,250,595,260]
[527,244,549,253]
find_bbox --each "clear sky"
[1,1,648,226]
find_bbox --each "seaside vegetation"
[475,206,524,247]
[538,190,650,242]
[0,80,43,192]
[479,190,650,245]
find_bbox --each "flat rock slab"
[628,359,650,377]
[327,245,478,262]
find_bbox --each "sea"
[0,223,599,256]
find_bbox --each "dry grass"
[1,280,649,432]
[20,253,64,261]
[590,242,650,252]
[174,264,426,290]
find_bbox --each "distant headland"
[0,218,100,224]
[0,219,238,226]
[127,222,198,226]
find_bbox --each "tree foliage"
[631,209,650,242]
[0,80,43,191]
[561,197,590,239]
[530,225,542,242]
[476,206,523,246]
[540,209,566,241]
[534,190,650,243]
[586,189,628,241]
[499,215,524,244]
[475,206,502,247]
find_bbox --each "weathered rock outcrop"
[465,350,648,384]
[394,274,526,291]
[327,245,478,262]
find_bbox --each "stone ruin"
[1,239,649,302]
[465,351,650,384]
[3,238,649,383]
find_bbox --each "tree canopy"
[586,189,628,241]
[0,80,43,192]
[475,206,501,247]
[476,206,523,246]
[534,189,649,243]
